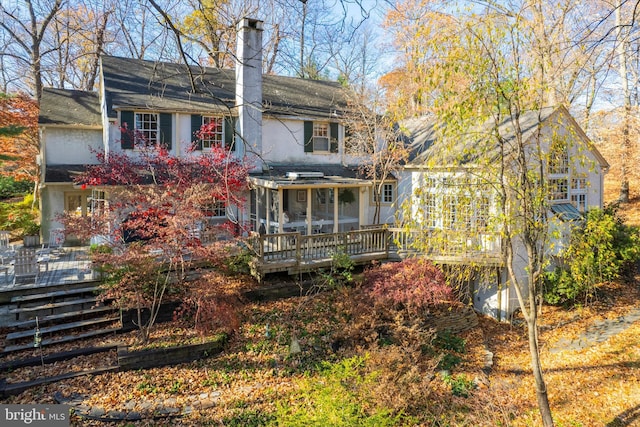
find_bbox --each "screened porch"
[248,171,371,236]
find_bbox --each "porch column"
[359,186,366,229]
[306,188,312,235]
[265,189,271,233]
[333,186,339,233]
[278,189,284,233]
[254,189,259,232]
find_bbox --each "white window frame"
[548,140,569,175]
[204,200,226,219]
[549,178,569,202]
[201,116,224,150]
[372,182,396,205]
[424,193,438,228]
[134,112,159,145]
[313,122,330,152]
[571,178,588,212]
[476,193,491,231]
[443,194,458,230]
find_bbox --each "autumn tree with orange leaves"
[0,92,39,183]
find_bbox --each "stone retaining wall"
[426,306,479,335]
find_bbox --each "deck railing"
[250,228,390,273]
[249,227,503,275]
[388,227,503,263]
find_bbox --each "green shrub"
[433,331,466,353]
[0,193,39,236]
[222,410,275,427]
[224,246,253,275]
[442,373,476,397]
[275,356,407,426]
[544,206,640,305]
[437,353,463,371]
[317,248,355,289]
[0,177,32,200]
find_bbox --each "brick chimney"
[236,18,263,171]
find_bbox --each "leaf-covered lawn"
[2,272,640,426]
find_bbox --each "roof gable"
[403,106,609,169]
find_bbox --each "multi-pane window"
[65,194,84,217]
[65,191,101,217]
[476,194,490,230]
[201,116,224,149]
[571,178,588,212]
[313,122,329,151]
[442,195,457,229]
[373,183,395,204]
[203,200,226,218]
[548,140,569,174]
[135,112,159,145]
[424,193,437,228]
[549,178,569,201]
[460,199,473,231]
[424,177,437,189]
[382,183,394,203]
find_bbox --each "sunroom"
[248,167,372,235]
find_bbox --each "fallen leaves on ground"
[1,270,640,426]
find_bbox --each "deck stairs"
[2,284,120,355]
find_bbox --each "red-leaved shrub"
[362,258,452,314]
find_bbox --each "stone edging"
[54,391,221,422]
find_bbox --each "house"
[397,107,609,319]
[37,17,608,321]
[38,18,390,247]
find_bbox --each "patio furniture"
[37,228,65,259]
[312,219,325,234]
[0,263,8,283]
[0,230,15,264]
[13,247,40,285]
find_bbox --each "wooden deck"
[250,228,390,276]
[388,228,504,267]
[250,227,504,277]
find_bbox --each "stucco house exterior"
[38,18,393,245]
[397,106,609,319]
[37,17,608,320]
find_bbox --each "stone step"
[10,286,100,304]
[6,306,117,330]
[5,316,121,341]
[3,326,121,354]
[9,296,99,315]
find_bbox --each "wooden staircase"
[2,284,121,354]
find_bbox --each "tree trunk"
[527,317,554,427]
[616,1,632,203]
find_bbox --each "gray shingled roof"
[44,165,87,183]
[39,88,101,127]
[101,55,348,119]
[402,107,560,166]
[402,105,609,169]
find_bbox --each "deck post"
[295,234,302,271]
[384,229,390,258]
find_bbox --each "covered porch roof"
[248,165,373,189]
